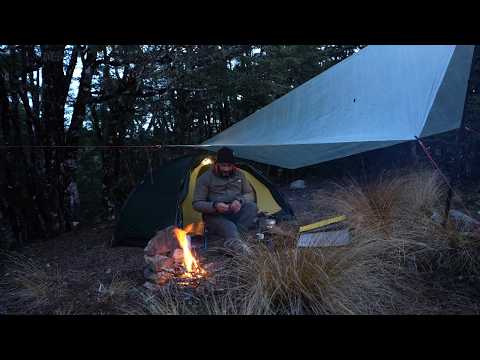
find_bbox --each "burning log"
[173,225,206,277]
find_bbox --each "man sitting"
[192,147,258,254]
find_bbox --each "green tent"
[112,154,294,247]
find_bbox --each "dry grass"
[314,169,463,258]
[0,251,65,313]
[219,238,423,314]
[126,168,480,315]
[125,284,194,315]
[308,168,480,311]
[96,272,133,305]
[4,168,479,315]
[53,302,76,315]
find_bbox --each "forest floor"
[1,174,480,315]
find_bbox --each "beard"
[219,169,234,177]
[215,164,234,178]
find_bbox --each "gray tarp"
[189,45,474,169]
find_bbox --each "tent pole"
[443,45,477,226]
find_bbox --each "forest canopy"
[0,45,363,246]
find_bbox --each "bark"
[0,72,22,245]
[38,45,78,235]
[99,47,144,218]
[67,46,97,146]
[63,45,98,221]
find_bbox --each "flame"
[173,224,206,279]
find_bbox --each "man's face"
[217,162,234,177]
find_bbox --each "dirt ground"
[1,175,480,315]
[0,179,327,314]
[0,222,144,314]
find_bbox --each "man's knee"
[205,216,239,239]
[222,221,240,238]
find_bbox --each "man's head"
[215,147,235,177]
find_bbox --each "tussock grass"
[4,168,479,315]
[314,170,453,254]
[127,169,480,315]
[224,239,422,314]
[311,168,480,310]
[0,251,65,313]
[96,272,133,305]
[313,169,445,236]
[125,284,194,315]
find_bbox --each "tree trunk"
[63,46,98,225]
[37,45,78,236]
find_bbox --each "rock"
[289,179,306,190]
[144,225,178,257]
[144,254,175,271]
[172,249,184,264]
[156,272,174,285]
[144,266,174,285]
[98,282,106,294]
[143,266,156,281]
[105,268,111,274]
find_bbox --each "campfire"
[172,224,207,286]
[143,223,209,289]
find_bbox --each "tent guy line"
[415,136,474,219]
[0,145,165,150]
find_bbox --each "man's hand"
[229,200,242,214]
[215,202,230,214]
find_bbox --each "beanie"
[216,147,235,164]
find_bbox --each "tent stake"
[443,188,454,227]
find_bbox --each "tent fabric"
[113,155,195,247]
[194,45,474,169]
[113,155,294,247]
[239,169,283,215]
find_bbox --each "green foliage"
[80,45,364,218]
[0,44,378,242]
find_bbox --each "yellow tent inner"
[181,160,282,231]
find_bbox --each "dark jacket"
[192,168,255,213]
